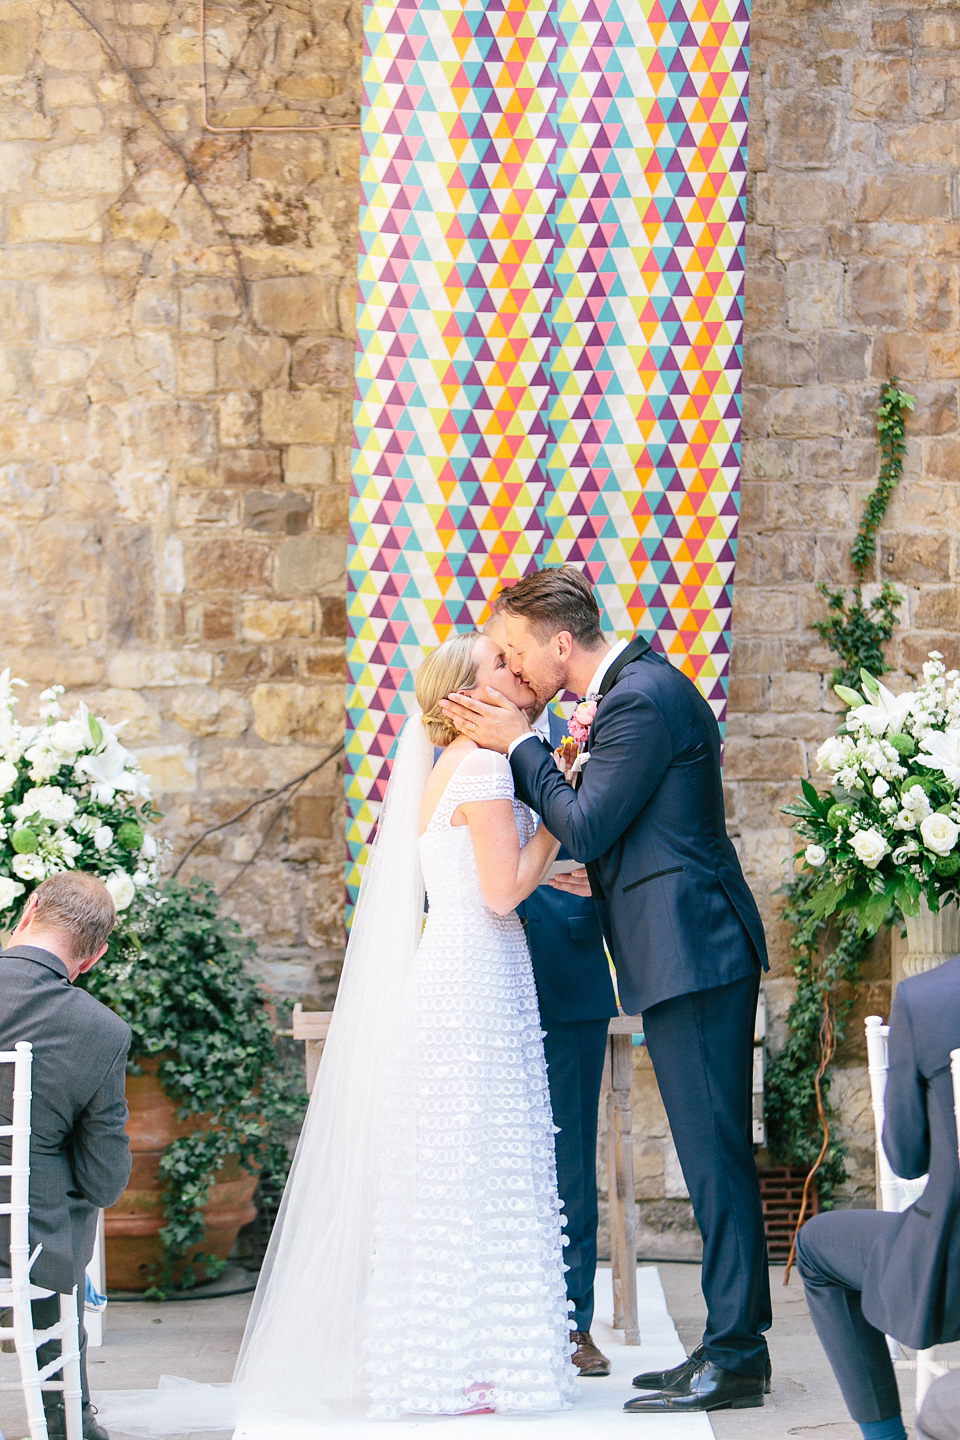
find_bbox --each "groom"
[442,566,772,1414]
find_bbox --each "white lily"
[845,680,917,736]
[917,728,960,789]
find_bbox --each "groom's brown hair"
[499,566,603,647]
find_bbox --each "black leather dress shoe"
[624,1357,764,1413]
[44,1400,110,1440]
[632,1344,772,1394]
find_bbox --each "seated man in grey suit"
[0,872,132,1440]
[797,955,960,1440]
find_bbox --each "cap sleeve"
[446,747,515,805]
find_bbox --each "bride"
[100,631,577,1432]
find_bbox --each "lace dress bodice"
[420,748,538,917]
[365,747,576,1418]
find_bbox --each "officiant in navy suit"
[443,567,772,1415]
[484,601,617,1378]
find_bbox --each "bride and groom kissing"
[135,564,770,1432]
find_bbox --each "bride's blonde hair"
[416,631,480,747]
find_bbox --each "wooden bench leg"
[611,1032,640,1343]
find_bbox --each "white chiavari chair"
[0,1041,83,1440]
[865,1016,956,1408]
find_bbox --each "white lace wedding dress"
[366,747,577,1416]
[94,728,575,1434]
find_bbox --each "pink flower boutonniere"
[557,697,599,772]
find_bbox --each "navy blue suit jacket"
[862,957,960,1350]
[510,641,767,1015]
[518,711,617,1025]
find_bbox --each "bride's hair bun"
[416,632,480,747]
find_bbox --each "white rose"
[816,736,852,773]
[805,844,827,867]
[851,828,889,870]
[0,876,24,910]
[93,825,113,853]
[12,853,44,882]
[44,718,86,759]
[920,812,960,858]
[105,870,135,911]
[873,776,890,798]
[895,810,916,829]
[0,760,18,796]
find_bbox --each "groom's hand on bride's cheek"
[439,688,532,753]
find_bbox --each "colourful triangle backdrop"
[347,0,750,904]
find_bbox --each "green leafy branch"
[764,379,913,1209]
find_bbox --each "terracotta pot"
[103,1057,258,1292]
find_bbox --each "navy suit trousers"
[542,1018,609,1333]
[641,970,771,1375]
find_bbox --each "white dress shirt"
[507,637,631,759]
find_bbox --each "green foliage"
[764,380,913,1196]
[81,878,306,1293]
[762,876,868,1205]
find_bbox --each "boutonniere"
[556,696,599,775]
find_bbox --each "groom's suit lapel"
[597,635,651,700]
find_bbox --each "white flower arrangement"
[0,672,163,931]
[787,653,960,932]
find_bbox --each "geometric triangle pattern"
[347,0,750,905]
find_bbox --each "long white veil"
[95,716,433,1433]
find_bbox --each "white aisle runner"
[233,1267,714,1440]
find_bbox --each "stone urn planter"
[903,897,960,977]
[104,1058,258,1292]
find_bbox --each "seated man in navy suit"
[487,599,618,1376]
[797,957,960,1440]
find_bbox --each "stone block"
[920,14,960,48]
[769,93,839,169]
[187,538,269,592]
[914,261,958,334]
[291,337,355,388]
[769,386,853,439]
[291,795,336,840]
[218,391,259,448]
[176,337,216,395]
[905,382,958,436]
[888,123,960,168]
[913,587,960,630]
[106,650,213,688]
[300,643,346,679]
[0,14,38,75]
[167,687,249,738]
[786,260,843,332]
[755,175,848,227]
[765,481,855,531]
[741,439,799,481]
[313,485,349,534]
[880,533,951,583]
[220,449,282,488]
[853,57,910,120]
[275,534,347,594]
[730,588,798,635]
[802,438,878,481]
[251,682,345,745]
[283,444,334,487]
[33,139,123,194]
[202,744,323,792]
[320,595,347,638]
[242,490,312,535]
[217,333,289,391]
[79,688,162,742]
[819,331,871,382]
[199,600,235,642]
[913,75,948,118]
[8,202,102,244]
[901,634,960,675]
[241,598,315,642]
[261,390,339,445]
[856,176,950,223]
[743,334,816,387]
[872,17,909,49]
[131,278,178,330]
[735,533,815,586]
[181,280,242,335]
[743,261,786,330]
[0,141,29,193]
[923,439,960,483]
[727,675,772,714]
[848,260,909,331]
[38,280,117,343]
[175,490,235,528]
[0,284,37,341]
[251,276,340,335]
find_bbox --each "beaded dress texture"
[366,748,577,1418]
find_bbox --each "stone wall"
[0,0,361,1008]
[0,0,955,1224]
